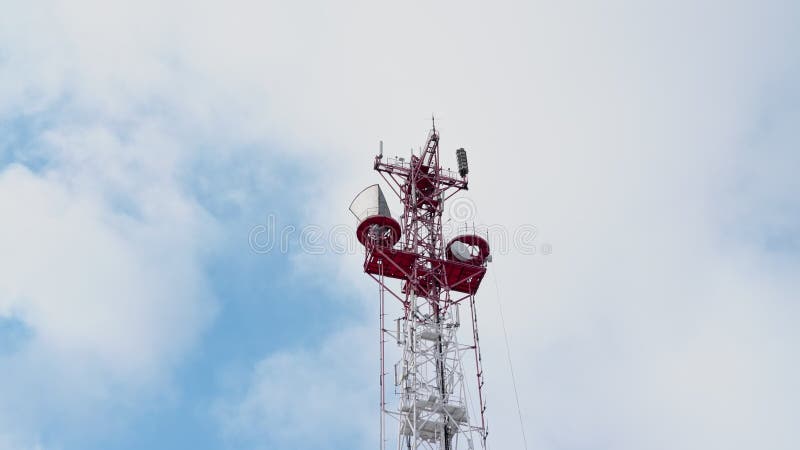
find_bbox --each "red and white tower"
[350,123,491,450]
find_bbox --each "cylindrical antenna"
[378,140,384,158]
[456,148,469,178]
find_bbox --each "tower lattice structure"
[351,125,491,450]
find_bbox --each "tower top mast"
[351,124,491,450]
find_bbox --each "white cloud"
[0,157,216,442]
[214,326,375,450]
[0,4,223,441]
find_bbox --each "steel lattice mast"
[350,123,491,450]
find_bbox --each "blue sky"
[1,1,799,450]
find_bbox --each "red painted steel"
[357,124,491,448]
[365,128,488,297]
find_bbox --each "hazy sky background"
[1,1,799,449]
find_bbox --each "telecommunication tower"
[350,123,491,450]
